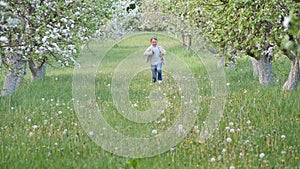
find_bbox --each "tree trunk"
[282,56,300,91]
[1,55,26,96]
[251,57,259,77]
[28,59,46,80]
[256,55,274,85]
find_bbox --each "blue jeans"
[151,62,162,82]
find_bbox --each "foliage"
[162,0,299,59]
[0,0,112,69]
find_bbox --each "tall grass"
[0,33,299,169]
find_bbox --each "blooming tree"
[0,0,112,96]
[163,0,300,89]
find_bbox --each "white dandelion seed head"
[226,137,232,143]
[259,153,265,158]
[281,135,286,140]
[29,132,34,137]
[152,129,157,134]
[210,157,216,162]
[89,131,94,136]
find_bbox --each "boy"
[144,36,166,83]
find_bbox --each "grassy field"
[0,33,299,169]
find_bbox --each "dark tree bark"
[28,59,47,80]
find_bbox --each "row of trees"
[161,0,299,91]
[0,0,114,96]
[0,0,299,96]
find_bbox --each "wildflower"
[229,166,235,169]
[152,129,157,134]
[54,142,58,146]
[32,125,38,129]
[161,118,166,122]
[89,131,94,136]
[259,153,265,158]
[230,129,235,133]
[226,137,232,143]
[58,111,63,115]
[189,141,193,144]
[281,135,286,140]
[246,120,251,124]
[29,132,34,137]
[177,124,186,134]
[229,122,234,126]
[210,157,216,162]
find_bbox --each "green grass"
[1,33,299,169]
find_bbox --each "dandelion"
[229,166,235,169]
[63,129,67,135]
[161,118,166,122]
[226,137,232,143]
[229,122,234,126]
[246,120,251,124]
[29,132,34,137]
[89,131,94,136]
[210,157,216,162]
[54,142,58,146]
[178,124,186,134]
[281,135,286,140]
[152,129,157,134]
[32,125,38,129]
[225,126,230,130]
[259,153,265,158]
[230,128,235,133]
[58,111,63,115]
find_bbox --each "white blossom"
[0,1,8,7]
[283,16,291,28]
[0,36,8,43]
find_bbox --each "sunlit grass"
[0,33,299,169]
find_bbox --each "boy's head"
[150,36,157,46]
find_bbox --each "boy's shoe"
[158,80,162,84]
[152,79,156,83]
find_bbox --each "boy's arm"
[158,46,166,56]
[144,46,153,56]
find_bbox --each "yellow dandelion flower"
[295,156,299,160]
[189,141,193,145]
[42,145,46,148]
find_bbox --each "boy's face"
[151,39,157,47]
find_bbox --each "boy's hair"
[150,36,157,42]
